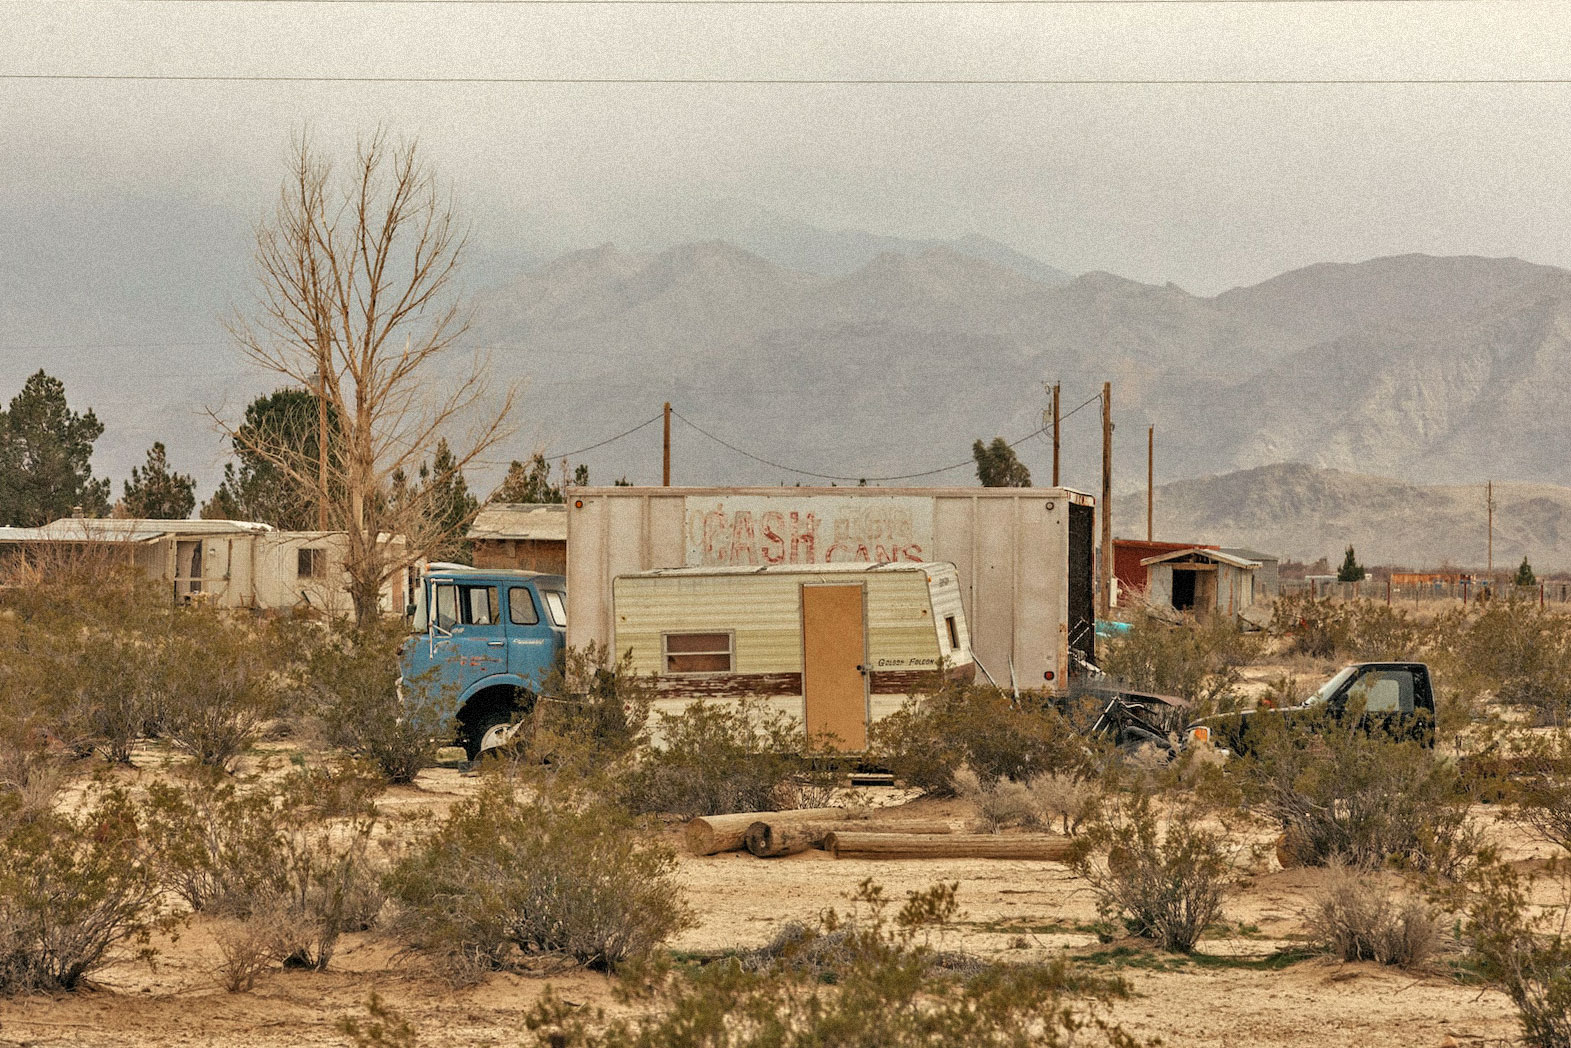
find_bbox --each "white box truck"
[565,486,1097,698]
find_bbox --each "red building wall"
[1113,539,1217,596]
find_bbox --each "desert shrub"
[1464,858,1571,1048]
[1305,867,1444,968]
[385,779,692,980]
[0,788,164,994]
[1098,613,1259,717]
[1237,713,1470,879]
[956,766,1100,835]
[616,698,835,818]
[1272,594,1350,659]
[530,643,655,762]
[1071,791,1239,953]
[1508,726,1571,854]
[143,765,384,971]
[869,682,1094,797]
[1237,710,1480,876]
[150,611,282,770]
[1454,603,1571,724]
[307,620,453,783]
[514,879,1138,1048]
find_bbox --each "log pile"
[823,831,1076,862]
[684,809,1073,862]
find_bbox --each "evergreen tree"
[0,370,111,526]
[201,388,328,529]
[492,453,596,503]
[1336,545,1366,583]
[972,437,1031,487]
[121,442,196,519]
[422,439,479,562]
[1515,556,1537,587]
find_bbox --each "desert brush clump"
[384,777,692,982]
[1304,866,1445,969]
[869,681,1097,797]
[1096,612,1260,718]
[0,788,166,994]
[1463,857,1571,1048]
[614,696,836,818]
[1071,790,1240,953]
[954,766,1100,835]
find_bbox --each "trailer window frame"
[662,630,735,675]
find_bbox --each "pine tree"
[1515,556,1537,587]
[0,370,111,526]
[1336,545,1366,583]
[971,437,1032,487]
[492,453,596,504]
[121,442,196,519]
[423,439,479,562]
[201,388,329,529]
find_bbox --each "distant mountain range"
[6,194,1571,568]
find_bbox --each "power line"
[83,0,1541,5]
[541,411,664,460]
[8,73,1571,85]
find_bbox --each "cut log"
[744,819,955,858]
[684,808,846,856]
[824,832,1076,862]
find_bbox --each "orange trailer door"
[801,583,868,751]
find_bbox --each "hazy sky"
[11,0,1571,294]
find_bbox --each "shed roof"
[1140,547,1261,570]
[467,503,568,542]
[1219,547,1278,564]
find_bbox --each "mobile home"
[614,561,973,750]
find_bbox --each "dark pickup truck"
[1185,661,1436,756]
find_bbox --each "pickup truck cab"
[1187,661,1436,756]
[401,565,567,758]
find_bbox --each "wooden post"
[1386,576,1391,605]
[662,402,671,486]
[1100,382,1113,618]
[1487,480,1494,578]
[316,353,330,530]
[1146,424,1154,542]
[1051,383,1061,487]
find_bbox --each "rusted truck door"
[801,583,868,751]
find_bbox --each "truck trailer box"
[566,486,1096,691]
[614,562,974,750]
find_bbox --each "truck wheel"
[460,692,536,761]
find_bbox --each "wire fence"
[1279,577,1571,606]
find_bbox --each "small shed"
[1219,547,1279,598]
[1140,547,1261,617]
[468,503,567,574]
[1114,539,1217,598]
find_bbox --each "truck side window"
[509,586,539,625]
[462,585,499,625]
[1349,669,1414,713]
[434,584,458,630]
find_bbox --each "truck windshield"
[1305,666,1359,707]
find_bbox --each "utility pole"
[1100,382,1113,618]
[662,402,672,486]
[1147,425,1154,542]
[1052,383,1061,488]
[1487,480,1495,578]
[315,346,329,530]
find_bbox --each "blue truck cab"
[401,565,567,758]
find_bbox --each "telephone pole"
[663,402,672,486]
[1052,383,1061,488]
[315,346,329,530]
[1487,480,1495,578]
[1147,425,1154,542]
[1100,382,1113,618]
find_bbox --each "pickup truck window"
[509,586,539,625]
[1348,669,1415,713]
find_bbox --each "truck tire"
[460,691,536,761]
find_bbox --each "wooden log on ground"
[684,808,846,856]
[744,819,955,858]
[824,832,1076,862]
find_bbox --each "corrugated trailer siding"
[570,487,1091,692]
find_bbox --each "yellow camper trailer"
[613,561,973,751]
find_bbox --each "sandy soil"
[0,757,1544,1048]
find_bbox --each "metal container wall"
[565,486,1095,691]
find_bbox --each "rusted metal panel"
[654,671,804,699]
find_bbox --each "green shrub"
[307,620,453,783]
[385,779,692,981]
[1097,613,1259,717]
[1237,710,1480,876]
[0,788,164,994]
[1071,791,1238,952]
[150,611,282,770]
[1305,867,1444,968]
[616,698,835,818]
[869,682,1094,797]
[1464,858,1571,1048]
[1507,726,1571,854]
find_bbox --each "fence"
[1279,577,1571,605]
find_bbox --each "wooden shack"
[1140,547,1261,617]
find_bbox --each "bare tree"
[226,130,513,625]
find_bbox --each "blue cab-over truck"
[401,565,567,758]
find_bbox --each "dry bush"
[1237,710,1480,877]
[308,619,453,784]
[869,682,1096,797]
[1097,612,1259,717]
[212,913,280,992]
[616,698,835,819]
[956,767,1100,835]
[1508,726,1571,855]
[0,788,165,994]
[1464,857,1571,1048]
[1027,771,1102,836]
[151,612,282,771]
[1305,867,1444,968]
[530,643,655,763]
[514,879,1139,1048]
[1071,791,1240,953]
[385,778,692,981]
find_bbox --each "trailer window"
[945,615,960,651]
[664,632,733,674]
[508,586,539,625]
[297,548,327,579]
